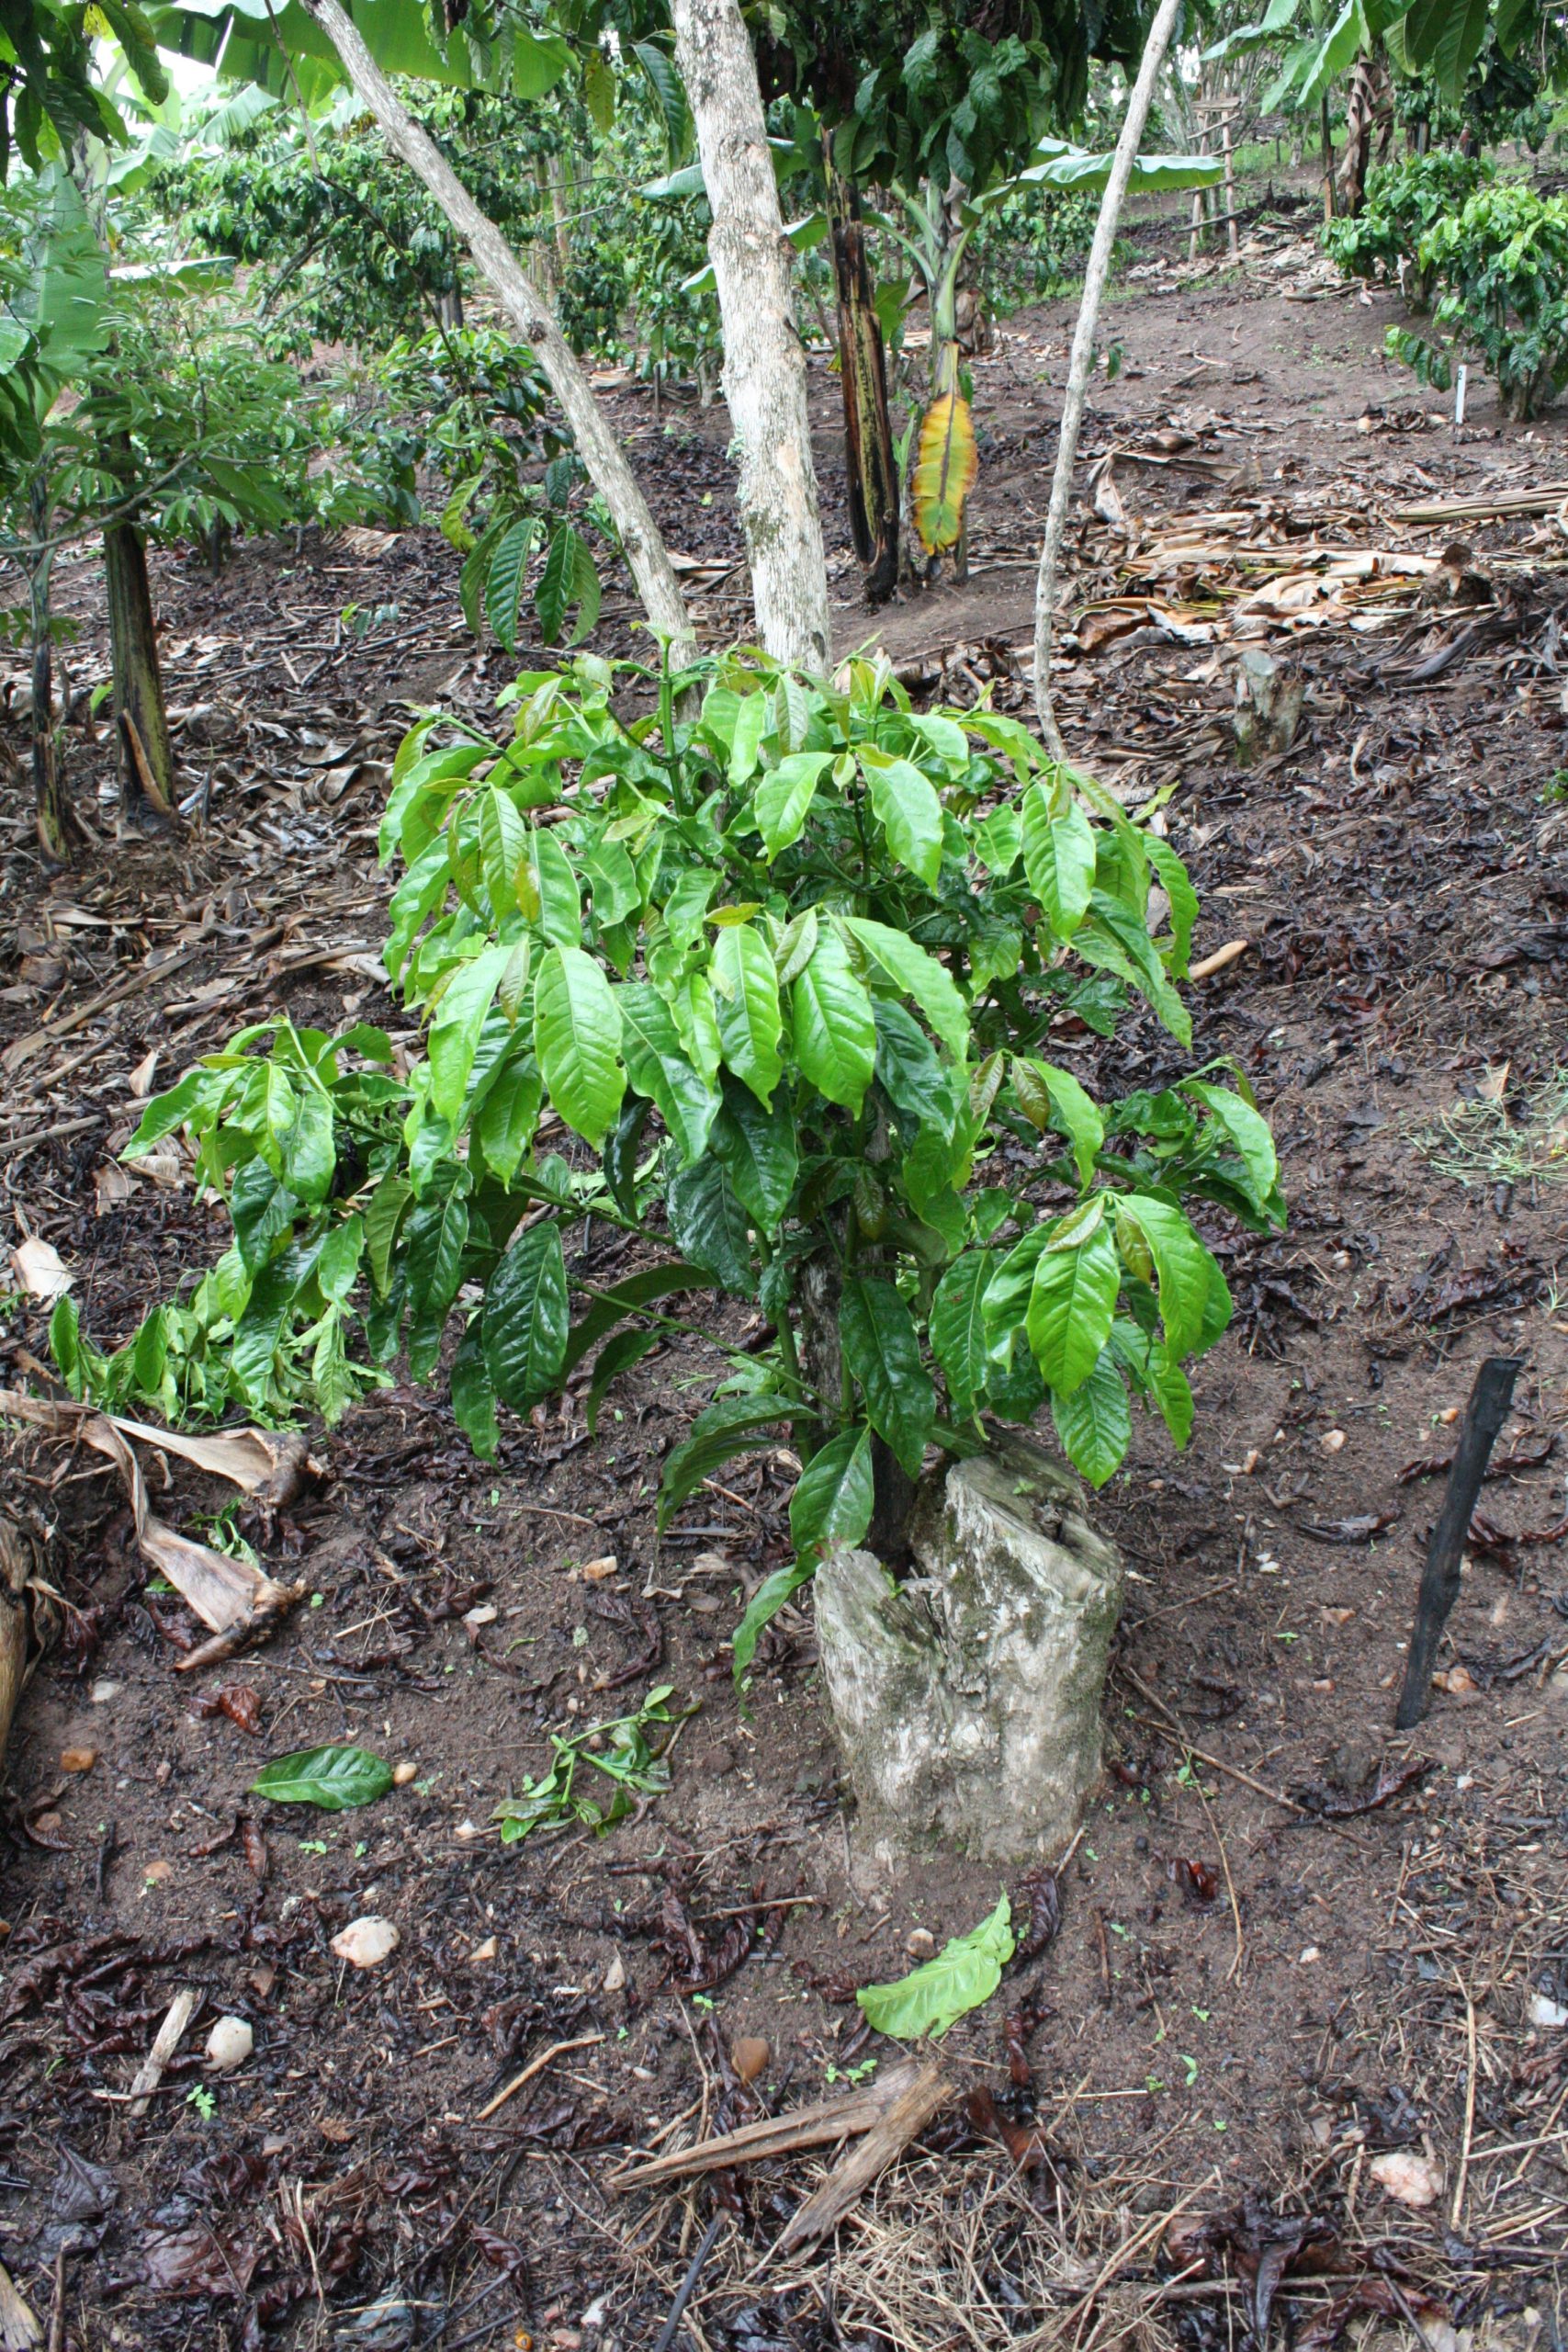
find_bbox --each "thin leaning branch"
[1032,0,1183,756]
[298,0,696,666]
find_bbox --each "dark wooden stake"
[1394,1355,1523,1731]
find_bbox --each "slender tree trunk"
[1321,94,1337,220]
[28,481,73,863]
[1032,0,1182,752]
[104,514,177,823]
[547,150,571,279]
[670,0,830,672]
[823,146,898,603]
[300,0,695,666]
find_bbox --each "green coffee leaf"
[857,1895,1014,2040]
[931,1250,993,1419]
[1026,1219,1120,1395]
[483,1221,570,1408]
[840,917,967,1062]
[710,1083,798,1228]
[711,922,783,1107]
[250,1745,392,1811]
[658,1394,797,1531]
[666,1155,754,1295]
[754,750,830,855]
[451,1323,499,1459]
[794,927,875,1112]
[534,944,625,1146]
[1021,786,1095,940]
[619,981,720,1163]
[1113,1193,1222,1359]
[1051,1348,1131,1487]
[789,1424,874,1556]
[732,1558,814,1679]
[861,746,943,888]
[840,1275,933,1479]
[429,944,513,1124]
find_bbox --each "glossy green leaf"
[618,982,720,1163]
[250,1745,392,1811]
[451,1323,499,1459]
[710,1083,798,1228]
[1021,786,1096,940]
[666,1156,754,1295]
[861,746,942,887]
[711,924,783,1107]
[1051,1348,1131,1487]
[483,1221,569,1408]
[658,1394,796,1531]
[1018,1058,1104,1186]
[473,1055,542,1184]
[857,1895,1013,2040]
[1026,1218,1120,1395]
[840,1275,934,1478]
[931,1250,993,1419]
[754,750,831,855]
[429,944,513,1124]
[534,944,625,1146]
[486,516,538,655]
[731,1559,815,1680]
[841,917,967,1062]
[793,928,875,1113]
[1185,1081,1280,1216]
[789,1424,874,1555]
[1114,1193,1223,1359]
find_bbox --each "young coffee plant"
[55,652,1282,1674]
[1322,150,1493,311]
[1386,182,1568,421]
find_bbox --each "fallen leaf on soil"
[1368,2150,1442,2207]
[194,1684,264,1736]
[0,1392,305,1665]
[1296,1513,1398,1544]
[141,2224,259,2296]
[10,1238,72,1301]
[731,2035,769,2084]
[857,1895,1014,2041]
[94,1163,134,1214]
[1171,1858,1221,1904]
[1011,1866,1061,1963]
[966,2085,1055,2170]
[250,1745,392,1810]
[205,2016,253,2072]
[1291,1756,1434,1817]
[331,1917,400,1970]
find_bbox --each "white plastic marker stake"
[1455,366,1468,428]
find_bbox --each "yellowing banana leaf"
[913,391,977,553]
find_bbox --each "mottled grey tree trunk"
[671,0,830,671]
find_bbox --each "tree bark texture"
[824,151,897,602]
[1335,45,1391,218]
[671,0,830,672]
[28,481,72,863]
[302,0,696,667]
[105,516,177,820]
[1032,0,1182,754]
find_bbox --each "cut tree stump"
[816,1431,1123,1863]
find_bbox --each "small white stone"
[90,1679,122,1704]
[331,1917,400,1970]
[205,2016,254,2073]
[1528,1992,1568,2029]
[602,1951,626,1994]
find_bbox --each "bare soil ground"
[2,191,1566,2352]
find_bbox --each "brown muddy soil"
[1,193,1566,2352]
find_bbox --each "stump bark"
[815,1432,1123,1863]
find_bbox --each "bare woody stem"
[299,0,696,666]
[1032,0,1182,757]
[670,0,830,672]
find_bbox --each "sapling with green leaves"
[55,644,1283,1677]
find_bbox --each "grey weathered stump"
[815,1432,1123,1863]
